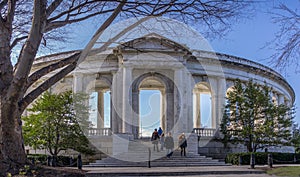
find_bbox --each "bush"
[27,154,48,164]
[226,152,300,165]
[27,154,78,167]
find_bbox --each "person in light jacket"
[178,133,187,157]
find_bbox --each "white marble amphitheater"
[30,18,295,160]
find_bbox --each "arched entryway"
[131,72,175,139]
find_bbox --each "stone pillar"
[209,77,226,129]
[186,74,194,132]
[209,77,217,129]
[73,73,84,93]
[97,91,104,129]
[173,69,184,135]
[278,94,285,105]
[122,66,133,134]
[194,92,201,128]
[111,71,122,134]
[132,90,139,139]
[166,90,174,134]
[216,78,226,129]
[109,91,113,129]
[160,90,166,132]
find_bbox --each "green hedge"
[226,152,300,165]
[27,154,78,167]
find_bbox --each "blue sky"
[66,1,299,126]
[209,1,299,124]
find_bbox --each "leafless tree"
[269,1,300,72]
[0,0,251,174]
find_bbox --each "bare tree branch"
[77,0,127,64]
[19,0,127,110]
[7,0,46,101]
[20,62,77,113]
[6,0,16,25]
[0,0,7,11]
[46,0,107,23]
[10,35,27,49]
[88,16,151,56]
[45,8,115,32]
[46,0,63,18]
[269,2,300,72]
[26,52,80,89]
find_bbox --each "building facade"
[30,18,295,158]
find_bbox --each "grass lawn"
[266,166,300,177]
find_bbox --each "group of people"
[151,127,187,158]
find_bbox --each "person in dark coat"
[178,133,187,157]
[158,127,163,137]
[151,128,160,152]
[164,132,174,158]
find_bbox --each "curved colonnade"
[31,35,295,142]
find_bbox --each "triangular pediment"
[118,33,191,54]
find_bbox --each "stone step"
[87,159,227,167]
[86,139,227,168]
[103,151,207,162]
[86,154,227,167]
[85,166,265,177]
[86,163,228,168]
[95,158,219,164]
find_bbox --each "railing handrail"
[87,128,112,136]
[193,128,216,137]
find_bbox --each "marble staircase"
[85,139,228,167]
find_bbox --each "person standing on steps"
[151,128,160,152]
[158,127,163,137]
[178,133,187,157]
[165,132,174,158]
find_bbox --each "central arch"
[131,72,174,139]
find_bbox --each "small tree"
[23,91,94,158]
[220,79,294,152]
[291,123,300,153]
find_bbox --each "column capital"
[73,72,84,77]
[122,64,134,70]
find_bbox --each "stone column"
[216,77,226,129]
[73,73,84,93]
[278,94,285,105]
[194,92,201,128]
[122,66,133,134]
[132,90,139,139]
[109,91,113,129]
[97,91,104,129]
[185,71,194,133]
[160,90,166,132]
[209,77,226,129]
[173,69,184,135]
[111,71,122,134]
[166,89,174,134]
[209,77,217,129]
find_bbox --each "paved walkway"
[84,165,274,177]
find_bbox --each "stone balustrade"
[88,128,112,136]
[193,128,216,137]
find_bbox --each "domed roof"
[94,17,213,52]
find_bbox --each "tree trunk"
[0,96,27,174]
[0,10,27,175]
